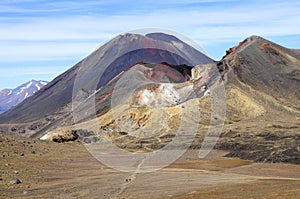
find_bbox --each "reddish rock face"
[94,62,196,109]
[149,64,183,82]
[224,38,248,58]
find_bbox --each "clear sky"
[0,0,300,89]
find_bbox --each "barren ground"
[0,133,299,199]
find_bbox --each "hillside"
[0,34,299,165]
[38,36,300,165]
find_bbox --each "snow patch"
[26,81,33,88]
[7,90,12,95]
[35,83,40,90]
[40,132,59,140]
[24,92,29,98]
[40,133,50,140]
[40,81,47,86]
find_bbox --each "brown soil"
[174,179,300,199]
[1,134,299,199]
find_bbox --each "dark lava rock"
[10,178,21,184]
[217,137,300,164]
[5,163,12,167]
[91,137,99,143]
[10,127,17,132]
[125,178,132,182]
[77,129,94,137]
[83,138,91,144]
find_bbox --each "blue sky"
[0,0,300,89]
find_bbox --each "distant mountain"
[0,80,48,114]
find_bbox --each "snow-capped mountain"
[0,80,48,114]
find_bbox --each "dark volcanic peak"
[74,32,213,93]
[0,32,213,124]
[145,32,183,43]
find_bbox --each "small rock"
[5,163,12,167]
[0,177,3,181]
[31,150,36,154]
[83,138,91,144]
[14,171,19,174]
[20,153,24,156]
[11,127,17,132]
[0,154,5,158]
[10,178,21,184]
